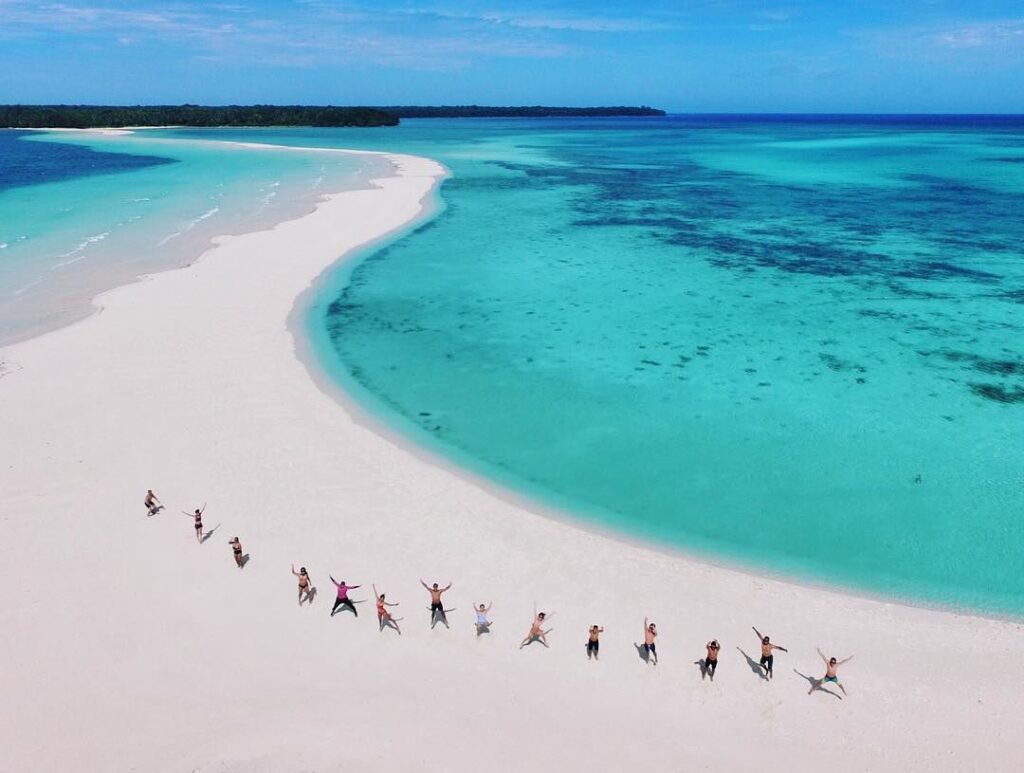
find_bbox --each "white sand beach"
[1,150,1022,772]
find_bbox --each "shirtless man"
[703,640,721,680]
[182,504,206,544]
[816,647,853,695]
[642,618,658,666]
[228,537,243,568]
[292,565,313,606]
[329,576,360,617]
[586,625,604,660]
[144,489,161,516]
[374,584,401,634]
[420,579,452,629]
[520,607,553,649]
[753,627,787,680]
[474,602,492,635]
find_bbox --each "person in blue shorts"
[816,647,853,695]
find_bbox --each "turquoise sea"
[3,118,1022,614]
[0,129,374,343]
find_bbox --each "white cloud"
[0,0,580,68]
[930,19,1024,49]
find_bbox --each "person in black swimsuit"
[753,627,787,680]
[703,640,720,680]
[420,579,452,629]
[228,537,243,568]
[587,625,604,660]
[182,504,206,544]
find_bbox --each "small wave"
[156,230,182,247]
[54,231,110,267]
[155,206,220,247]
[194,206,219,224]
[12,277,43,296]
[129,197,151,203]
[0,243,8,250]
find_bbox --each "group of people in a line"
[144,488,852,696]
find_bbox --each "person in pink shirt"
[329,576,360,617]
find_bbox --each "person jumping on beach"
[816,647,853,695]
[144,489,161,516]
[474,602,492,635]
[753,627,787,680]
[642,618,658,666]
[292,565,313,606]
[329,576,360,617]
[372,584,401,633]
[182,504,206,544]
[586,625,604,660]
[421,579,452,629]
[703,640,721,680]
[520,607,553,649]
[228,537,244,568]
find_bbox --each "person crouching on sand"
[292,565,313,606]
[586,625,604,660]
[703,640,720,680]
[228,537,243,568]
[144,489,161,516]
[753,627,787,680]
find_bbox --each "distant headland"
[380,106,666,118]
[0,104,666,129]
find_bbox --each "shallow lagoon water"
[0,129,371,343]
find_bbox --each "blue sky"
[1,0,1022,111]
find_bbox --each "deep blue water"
[0,129,173,192]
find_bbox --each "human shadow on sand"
[520,631,551,649]
[794,669,843,700]
[239,553,250,568]
[200,524,220,544]
[330,598,367,617]
[634,643,652,664]
[695,659,718,681]
[736,647,769,681]
[475,622,492,637]
[430,607,454,629]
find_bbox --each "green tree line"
[1,104,666,128]
[382,105,666,118]
[0,105,399,128]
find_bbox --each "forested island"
[0,105,398,128]
[383,106,666,118]
[1,104,665,128]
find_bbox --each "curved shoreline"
[0,130,383,348]
[1,143,1022,771]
